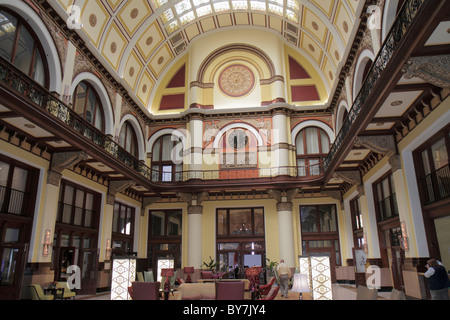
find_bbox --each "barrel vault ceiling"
[50,0,362,114]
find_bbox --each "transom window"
[72,81,105,132]
[0,9,48,87]
[112,202,135,255]
[217,208,264,236]
[296,127,330,176]
[57,180,100,228]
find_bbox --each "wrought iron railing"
[420,164,450,204]
[324,0,425,171]
[0,185,29,216]
[0,55,154,181]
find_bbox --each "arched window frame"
[151,134,183,182]
[72,81,105,132]
[0,7,49,88]
[295,126,331,177]
[119,121,139,158]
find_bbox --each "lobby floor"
[76,283,391,300]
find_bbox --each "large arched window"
[119,121,138,158]
[151,134,182,182]
[296,127,330,176]
[72,81,105,132]
[0,8,48,87]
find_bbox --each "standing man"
[277,259,292,298]
[424,259,449,300]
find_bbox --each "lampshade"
[161,268,175,277]
[184,267,194,273]
[291,273,310,293]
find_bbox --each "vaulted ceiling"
[51,0,363,113]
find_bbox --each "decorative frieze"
[403,55,450,88]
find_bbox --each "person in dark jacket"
[424,259,449,300]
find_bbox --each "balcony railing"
[324,0,425,171]
[0,185,30,216]
[148,164,324,183]
[0,55,153,181]
[420,164,450,205]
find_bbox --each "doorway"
[217,241,265,279]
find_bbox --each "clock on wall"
[218,64,255,97]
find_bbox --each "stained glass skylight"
[156,0,303,35]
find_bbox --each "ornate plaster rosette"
[218,64,255,97]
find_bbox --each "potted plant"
[265,258,278,277]
[202,256,218,271]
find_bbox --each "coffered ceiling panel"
[50,0,363,113]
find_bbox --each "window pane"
[14,25,34,76]
[301,206,317,232]
[217,209,228,235]
[297,158,306,176]
[0,11,17,61]
[94,104,103,131]
[32,49,45,86]
[320,205,337,232]
[74,83,87,116]
[305,128,319,154]
[150,211,164,236]
[167,211,182,236]
[0,161,10,186]
[161,135,172,161]
[421,150,431,175]
[309,159,320,176]
[113,203,119,232]
[254,209,264,234]
[230,209,252,234]
[85,89,96,124]
[152,139,161,161]
[431,138,448,170]
[296,131,304,155]
[321,130,330,153]
[11,167,27,192]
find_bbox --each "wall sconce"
[400,221,409,251]
[292,273,310,300]
[105,239,112,260]
[42,229,52,257]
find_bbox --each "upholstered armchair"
[258,277,276,297]
[258,286,279,300]
[215,281,245,300]
[131,282,160,300]
[29,284,54,300]
[55,281,76,300]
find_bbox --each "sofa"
[177,279,251,300]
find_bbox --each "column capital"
[389,154,403,172]
[353,135,396,157]
[277,202,293,212]
[188,205,203,215]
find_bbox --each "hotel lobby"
[0,0,449,302]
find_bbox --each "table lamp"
[292,273,310,300]
[184,267,194,283]
[161,268,175,292]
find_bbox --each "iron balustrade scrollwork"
[324,0,425,171]
[0,55,153,181]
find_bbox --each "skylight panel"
[161,8,175,23]
[193,0,210,6]
[268,4,283,16]
[165,20,179,34]
[286,9,298,23]
[287,0,300,11]
[232,1,249,10]
[270,0,284,6]
[180,11,196,25]
[196,5,213,17]
[213,1,231,12]
[151,0,168,9]
[175,0,192,14]
[250,1,266,11]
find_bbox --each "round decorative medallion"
[228,130,249,150]
[219,64,255,97]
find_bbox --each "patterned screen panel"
[157,258,174,282]
[299,254,333,300]
[111,258,136,300]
